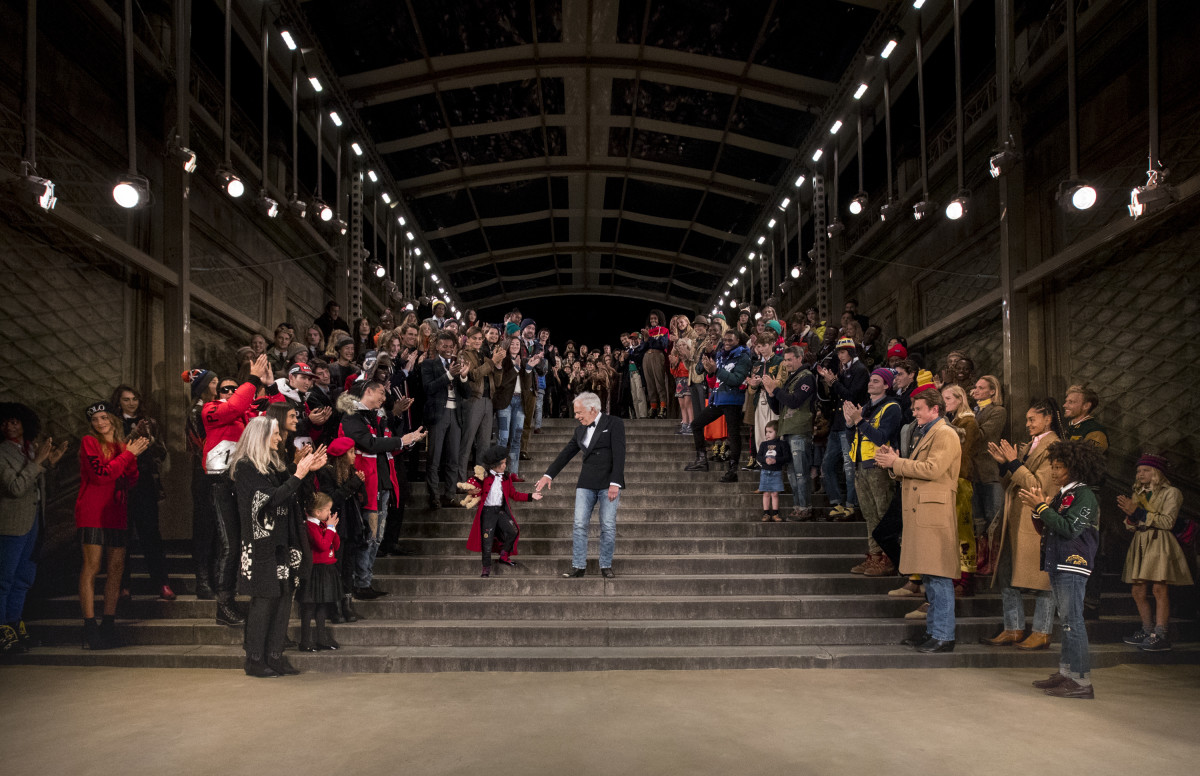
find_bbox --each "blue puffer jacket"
[697,345,751,406]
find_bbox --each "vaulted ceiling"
[296,0,884,309]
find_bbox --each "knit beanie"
[765,320,782,337]
[887,343,908,360]
[836,336,857,351]
[871,368,895,388]
[182,368,216,401]
[1137,453,1169,473]
[505,322,520,336]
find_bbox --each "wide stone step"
[26,615,1190,649]
[408,509,848,526]
[12,641,1198,673]
[38,592,1144,622]
[456,494,802,508]
[400,537,869,555]
[404,521,864,538]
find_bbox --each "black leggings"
[299,602,330,645]
[692,404,744,464]
[123,483,169,590]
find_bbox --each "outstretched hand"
[535,475,552,494]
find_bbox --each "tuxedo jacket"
[420,357,461,426]
[544,413,626,490]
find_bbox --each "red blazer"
[305,518,340,564]
[74,436,139,530]
[465,473,529,554]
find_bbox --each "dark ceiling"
[296,0,883,310]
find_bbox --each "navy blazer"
[544,413,626,490]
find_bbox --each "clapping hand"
[1116,494,1136,516]
[702,355,717,374]
[988,440,1018,464]
[309,407,332,425]
[294,442,313,464]
[309,444,328,472]
[394,396,414,413]
[843,401,863,426]
[48,439,69,465]
[126,437,151,457]
[1018,485,1046,510]
[251,354,272,382]
[33,437,54,464]
[401,426,427,447]
[873,444,898,468]
[760,373,779,393]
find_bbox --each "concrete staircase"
[15,417,1199,672]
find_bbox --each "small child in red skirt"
[299,492,341,651]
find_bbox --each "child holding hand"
[466,444,543,577]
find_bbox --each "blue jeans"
[572,487,620,569]
[971,481,1004,536]
[996,547,1055,633]
[534,388,546,429]
[1051,571,1090,677]
[923,575,956,641]
[497,393,526,474]
[0,514,39,623]
[821,429,857,507]
[784,435,812,509]
[355,493,389,588]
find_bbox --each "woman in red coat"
[75,402,149,649]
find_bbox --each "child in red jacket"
[466,444,542,577]
[299,492,341,651]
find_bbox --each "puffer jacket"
[697,345,751,406]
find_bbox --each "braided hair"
[1029,396,1066,440]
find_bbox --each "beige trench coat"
[889,419,963,579]
[990,434,1060,591]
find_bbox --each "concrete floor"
[2,665,1198,775]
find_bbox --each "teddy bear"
[455,465,488,510]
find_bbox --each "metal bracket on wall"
[350,172,363,319]
[811,174,829,318]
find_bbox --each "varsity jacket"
[768,366,816,437]
[1066,417,1109,452]
[698,345,752,406]
[1033,482,1100,577]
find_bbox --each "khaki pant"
[854,465,895,555]
[629,372,649,418]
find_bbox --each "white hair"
[228,416,283,479]
[573,392,602,414]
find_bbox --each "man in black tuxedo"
[535,391,626,578]
[421,331,468,510]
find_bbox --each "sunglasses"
[218,385,237,394]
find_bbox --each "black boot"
[216,596,244,626]
[98,615,124,649]
[81,618,103,650]
[244,657,279,677]
[195,574,216,600]
[720,462,738,483]
[684,450,709,472]
[341,595,361,622]
[266,652,300,675]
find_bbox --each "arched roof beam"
[428,209,743,244]
[443,242,727,275]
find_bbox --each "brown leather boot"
[849,554,872,574]
[864,553,897,577]
[1015,631,1052,650]
[979,629,1025,646]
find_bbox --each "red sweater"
[202,378,261,474]
[74,436,139,530]
[306,518,341,564]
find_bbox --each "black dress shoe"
[298,642,319,652]
[562,567,585,578]
[427,498,440,511]
[315,638,339,650]
[195,580,217,600]
[368,586,389,598]
[601,567,615,578]
[266,654,300,675]
[243,659,279,678]
[916,638,955,653]
[900,635,927,648]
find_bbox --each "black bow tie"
[586,422,597,429]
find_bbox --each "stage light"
[881,39,898,59]
[404,302,414,311]
[351,143,363,156]
[334,219,348,235]
[173,145,197,173]
[754,312,762,320]
[329,111,342,127]
[374,263,386,278]
[398,216,406,226]
[438,286,445,294]
[913,0,926,8]
[288,196,307,219]
[912,200,936,221]
[790,265,801,279]
[423,261,431,270]
[738,265,747,274]
[414,248,422,256]
[17,174,57,211]
[756,235,766,245]
[778,197,791,210]
[945,192,969,220]
[1128,182,1174,218]
[112,175,150,209]
[280,30,297,50]
[794,174,806,188]
[811,149,823,162]
[217,166,243,198]
[826,218,844,238]
[731,277,739,286]
[879,198,903,222]
[853,83,868,100]
[729,299,738,309]
[848,193,867,216]
[988,147,1020,178]
[829,120,843,135]
[767,218,776,228]
[314,199,333,221]
[1057,181,1097,211]
[366,169,377,182]
[308,76,323,93]
[259,192,279,218]
[748,252,756,260]
[406,231,415,241]
[381,192,391,204]
[431,274,439,282]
